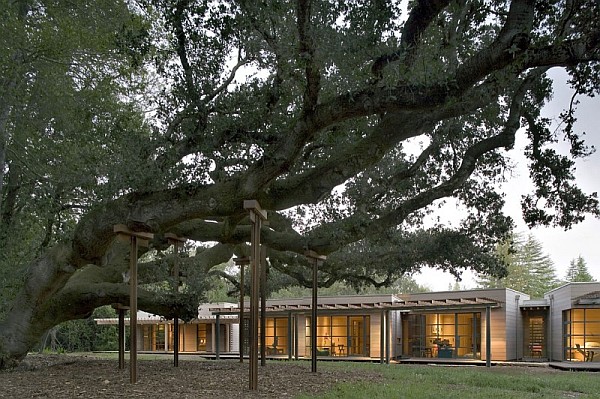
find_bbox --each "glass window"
[265,317,288,355]
[406,312,481,359]
[197,324,208,351]
[564,308,600,362]
[306,315,369,357]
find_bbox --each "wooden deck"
[549,361,600,372]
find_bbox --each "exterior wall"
[182,324,197,352]
[230,323,239,353]
[370,312,382,359]
[390,310,403,359]
[504,290,526,360]
[545,282,600,361]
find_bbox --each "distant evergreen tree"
[477,233,560,297]
[565,256,595,282]
[449,281,463,291]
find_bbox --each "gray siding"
[545,282,600,360]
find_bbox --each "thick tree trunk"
[0,244,74,368]
[0,236,202,368]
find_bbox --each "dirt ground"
[0,353,382,398]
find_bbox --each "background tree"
[477,233,561,297]
[565,255,596,282]
[1,0,599,368]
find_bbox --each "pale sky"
[414,69,600,292]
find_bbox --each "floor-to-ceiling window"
[306,315,370,357]
[142,324,165,351]
[197,323,208,351]
[265,317,289,355]
[564,308,600,362]
[403,312,481,359]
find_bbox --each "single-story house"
[95,282,600,362]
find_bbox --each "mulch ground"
[0,354,382,398]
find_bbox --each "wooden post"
[305,250,326,373]
[486,305,492,367]
[244,200,267,391]
[294,315,299,361]
[112,303,129,370]
[118,307,125,369]
[113,225,153,384]
[385,310,390,364]
[380,310,385,364]
[260,244,267,366]
[165,233,186,368]
[287,311,293,361]
[216,314,221,360]
[234,257,250,363]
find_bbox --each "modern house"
[95,282,600,363]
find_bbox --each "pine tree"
[565,256,595,282]
[477,233,560,297]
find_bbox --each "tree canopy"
[1,0,599,368]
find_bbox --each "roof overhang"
[210,297,502,316]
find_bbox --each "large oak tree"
[1,0,599,367]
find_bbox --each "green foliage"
[565,256,596,282]
[271,276,429,299]
[0,0,156,309]
[41,306,118,353]
[477,233,561,297]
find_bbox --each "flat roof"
[211,297,502,315]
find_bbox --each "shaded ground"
[0,354,382,398]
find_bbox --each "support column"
[260,245,267,366]
[287,311,293,361]
[380,310,385,364]
[305,250,326,373]
[486,305,492,368]
[165,233,186,368]
[113,225,153,384]
[244,200,267,391]
[211,323,216,353]
[385,310,390,364]
[234,257,249,363]
[113,304,128,370]
[216,314,221,360]
[294,315,299,361]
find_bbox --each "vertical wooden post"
[380,310,385,364]
[260,244,267,366]
[294,315,299,361]
[234,257,249,363]
[113,225,153,384]
[244,200,267,391]
[216,314,221,360]
[385,309,390,364]
[113,304,127,369]
[305,250,326,373]
[287,311,293,360]
[486,305,492,367]
[129,235,138,383]
[165,233,186,368]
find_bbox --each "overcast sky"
[415,69,600,292]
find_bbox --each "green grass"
[296,362,600,399]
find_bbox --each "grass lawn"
[296,362,600,399]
